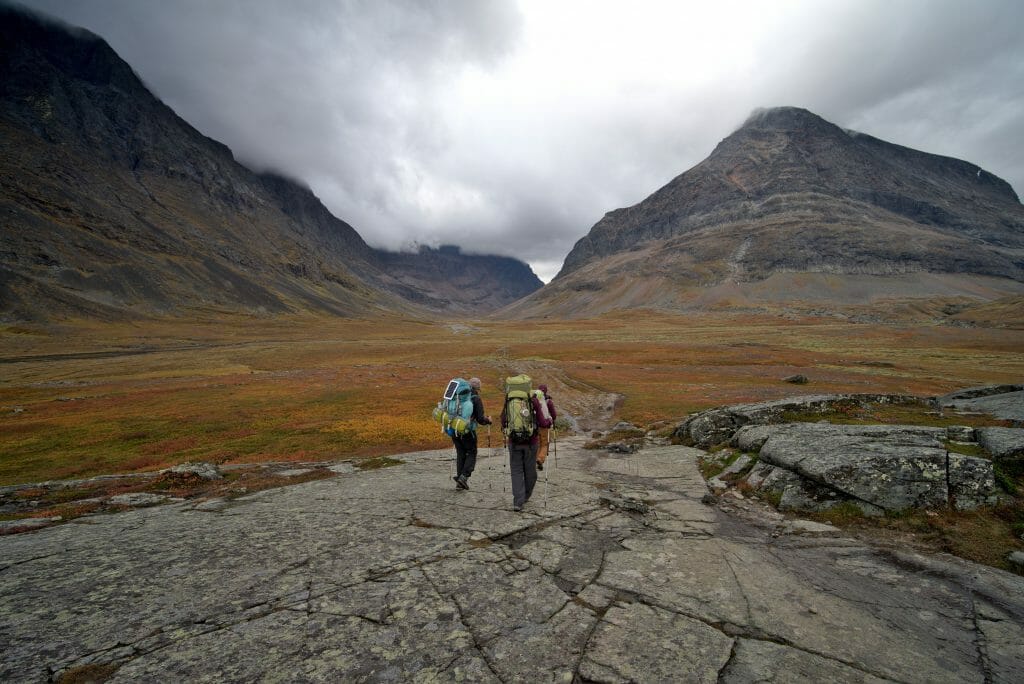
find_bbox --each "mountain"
[507,107,1024,318]
[0,5,541,322]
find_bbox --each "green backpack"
[503,374,535,443]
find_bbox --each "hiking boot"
[456,475,469,490]
[513,504,523,512]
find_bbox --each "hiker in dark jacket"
[501,391,552,511]
[452,377,491,490]
[535,384,557,470]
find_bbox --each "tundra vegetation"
[2,311,1024,569]
[3,311,1022,487]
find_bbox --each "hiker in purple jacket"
[535,384,557,471]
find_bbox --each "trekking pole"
[487,425,493,491]
[553,427,558,469]
[543,445,549,509]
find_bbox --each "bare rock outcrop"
[745,423,998,513]
[673,393,924,448]
[688,388,1024,515]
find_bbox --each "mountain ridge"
[0,5,541,322]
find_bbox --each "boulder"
[937,386,1024,422]
[168,462,223,480]
[976,428,1024,462]
[758,424,996,512]
[675,410,748,449]
[783,375,809,384]
[946,425,976,442]
[674,393,923,448]
[936,384,1023,404]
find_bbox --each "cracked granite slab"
[1,438,1023,682]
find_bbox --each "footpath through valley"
[2,437,1024,682]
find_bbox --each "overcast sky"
[18,0,1024,282]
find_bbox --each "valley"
[2,313,1022,486]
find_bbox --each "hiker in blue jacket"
[452,377,491,490]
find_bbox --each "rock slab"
[1,440,1022,682]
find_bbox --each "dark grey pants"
[453,431,478,479]
[508,442,537,508]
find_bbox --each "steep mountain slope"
[0,6,540,322]
[508,107,1024,318]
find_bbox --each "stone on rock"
[784,374,809,384]
[946,425,976,442]
[328,462,356,474]
[676,410,748,448]
[168,462,223,480]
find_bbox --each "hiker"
[501,375,552,511]
[534,384,557,471]
[451,377,491,490]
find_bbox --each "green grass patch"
[807,500,1024,575]
[811,501,869,526]
[56,663,119,683]
[994,463,1020,496]
[943,440,988,458]
[780,401,1012,429]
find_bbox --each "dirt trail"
[490,358,623,434]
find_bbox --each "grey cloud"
[16,0,1024,281]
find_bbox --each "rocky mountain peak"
[739,106,842,134]
[513,106,1024,318]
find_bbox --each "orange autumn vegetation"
[1,311,1022,485]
